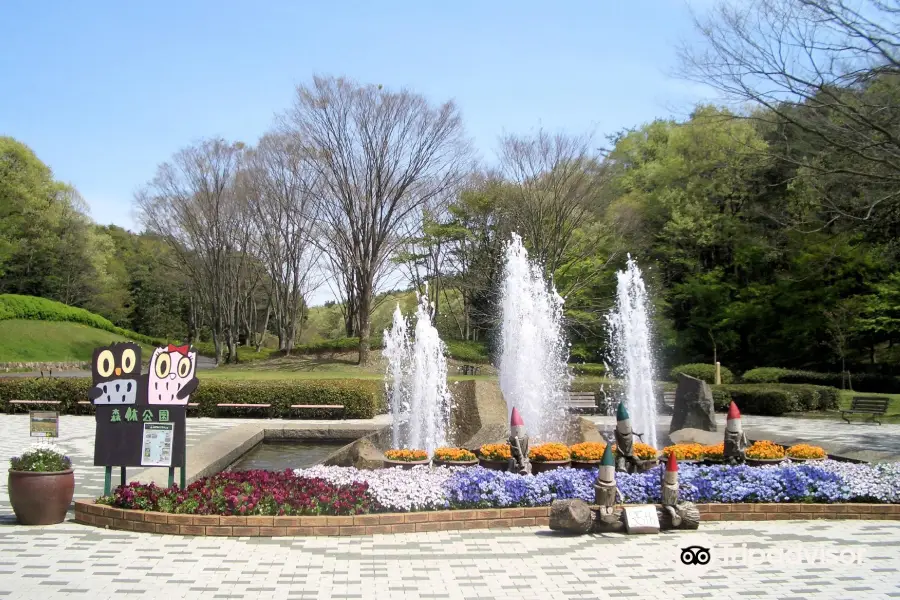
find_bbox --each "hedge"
[712,384,840,416]
[740,367,900,394]
[670,363,735,384]
[0,294,168,347]
[571,363,606,378]
[0,377,385,419]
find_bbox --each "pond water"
[228,440,348,471]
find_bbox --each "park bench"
[6,400,61,414]
[841,396,889,425]
[566,392,597,414]
[459,364,480,376]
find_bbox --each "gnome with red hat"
[724,401,749,464]
[660,452,685,527]
[508,407,532,475]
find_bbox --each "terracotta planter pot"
[745,457,785,467]
[478,458,509,471]
[530,460,571,474]
[7,469,74,525]
[433,459,479,468]
[570,459,601,470]
[382,458,430,469]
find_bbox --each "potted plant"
[745,440,785,466]
[701,442,725,464]
[8,441,74,525]
[528,443,571,474]
[478,444,511,471]
[383,449,430,469]
[786,444,827,462]
[569,442,608,470]
[433,447,478,467]
[662,443,704,464]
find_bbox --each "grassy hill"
[0,294,167,364]
[0,320,153,363]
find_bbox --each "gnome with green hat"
[614,401,642,473]
[594,442,618,509]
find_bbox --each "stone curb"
[73,499,900,536]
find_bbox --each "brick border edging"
[74,500,900,537]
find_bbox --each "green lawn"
[0,319,151,363]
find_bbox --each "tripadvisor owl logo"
[680,545,711,565]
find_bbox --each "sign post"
[30,411,59,437]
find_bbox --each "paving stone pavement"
[0,520,897,599]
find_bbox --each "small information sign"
[30,411,59,438]
[140,423,175,466]
[624,504,661,534]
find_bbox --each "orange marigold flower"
[384,448,429,462]
[662,443,704,461]
[786,444,826,460]
[701,442,724,459]
[569,442,607,461]
[479,443,512,461]
[746,440,785,460]
[632,442,659,461]
[433,447,477,462]
[529,442,571,462]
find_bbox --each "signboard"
[624,505,661,534]
[30,411,59,437]
[141,423,175,466]
[93,405,186,467]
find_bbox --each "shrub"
[0,377,384,419]
[189,343,279,363]
[669,363,735,384]
[571,363,606,378]
[0,294,168,347]
[444,340,490,363]
[741,367,900,394]
[713,384,839,415]
[295,337,385,355]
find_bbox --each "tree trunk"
[357,282,373,366]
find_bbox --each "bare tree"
[499,129,607,287]
[244,133,323,354]
[678,0,900,224]
[283,75,471,365]
[136,138,254,364]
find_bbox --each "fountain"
[497,233,571,442]
[606,254,658,447]
[383,291,453,454]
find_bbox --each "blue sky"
[1,1,712,231]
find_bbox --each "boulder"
[549,499,593,534]
[670,374,717,434]
[668,428,721,446]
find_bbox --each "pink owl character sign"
[147,344,200,405]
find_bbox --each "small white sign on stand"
[624,504,661,534]
[141,423,174,467]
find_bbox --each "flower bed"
[569,442,607,461]
[384,449,428,462]
[98,461,900,518]
[746,440,786,460]
[662,443,704,461]
[433,447,477,462]
[479,444,511,461]
[528,443,570,462]
[787,444,827,460]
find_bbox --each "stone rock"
[347,437,386,470]
[668,428,721,446]
[549,499,593,534]
[670,374,717,434]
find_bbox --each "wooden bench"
[7,400,62,413]
[566,392,597,414]
[842,396,889,425]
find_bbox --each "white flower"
[23,440,67,457]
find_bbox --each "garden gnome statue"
[724,401,749,464]
[614,402,641,473]
[661,452,682,526]
[594,443,618,508]
[508,407,532,475]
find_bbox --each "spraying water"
[606,254,658,447]
[498,233,571,442]
[383,291,453,454]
